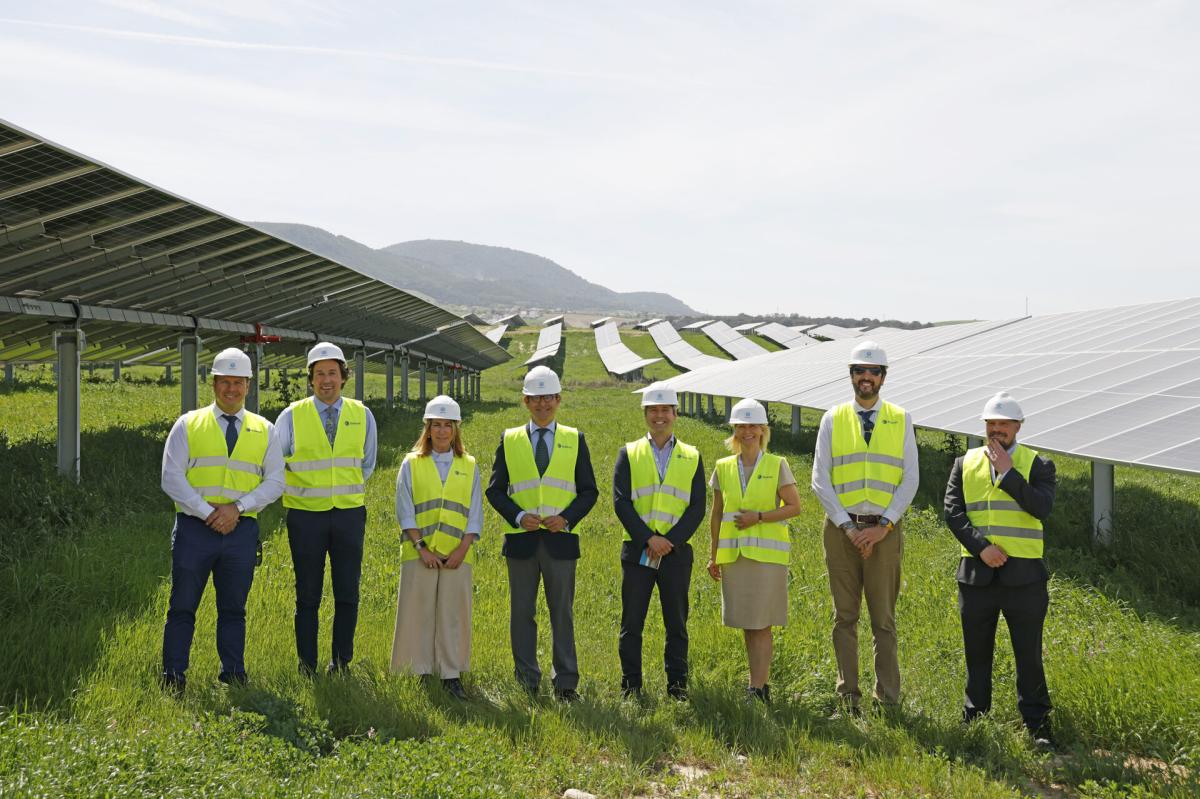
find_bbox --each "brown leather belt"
[848,513,883,526]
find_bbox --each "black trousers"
[959,579,1052,731]
[286,506,366,670]
[618,546,692,688]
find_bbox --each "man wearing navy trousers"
[274,342,377,675]
[160,348,284,692]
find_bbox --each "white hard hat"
[523,365,562,396]
[641,382,678,407]
[423,394,462,422]
[211,348,252,378]
[306,342,346,367]
[981,391,1024,422]
[729,398,768,425]
[848,340,888,367]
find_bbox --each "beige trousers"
[822,517,903,706]
[390,559,473,678]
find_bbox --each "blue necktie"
[858,410,874,445]
[222,414,239,455]
[324,407,337,446]
[534,428,550,476]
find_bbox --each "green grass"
[1,330,1198,797]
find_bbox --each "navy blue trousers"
[162,513,258,679]
[286,506,366,671]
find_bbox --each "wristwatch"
[840,520,856,533]
[414,538,428,550]
[881,518,895,533]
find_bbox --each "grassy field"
[1,328,1198,798]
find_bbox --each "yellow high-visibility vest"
[625,437,700,540]
[714,453,790,565]
[830,401,907,513]
[502,424,579,535]
[180,408,270,519]
[283,397,367,511]
[962,444,1043,559]
[399,452,478,564]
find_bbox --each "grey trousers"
[506,541,578,691]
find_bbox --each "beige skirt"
[720,556,788,629]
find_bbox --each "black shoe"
[554,688,581,703]
[298,661,318,679]
[517,680,540,697]
[326,661,350,676]
[620,678,642,699]
[160,672,186,696]
[217,671,247,686]
[666,682,688,701]
[745,684,771,704]
[442,678,468,700]
[1028,722,1056,751]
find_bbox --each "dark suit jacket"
[944,448,1057,587]
[486,425,599,560]
[612,441,706,564]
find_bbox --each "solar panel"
[754,321,817,349]
[658,299,1200,474]
[646,321,727,371]
[701,320,769,360]
[524,322,563,366]
[484,324,508,344]
[593,320,660,376]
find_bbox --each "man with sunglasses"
[486,365,598,701]
[811,340,918,715]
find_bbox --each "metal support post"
[725,396,733,419]
[437,365,444,395]
[5,362,14,384]
[419,361,428,402]
[112,361,121,381]
[1092,462,1114,546]
[354,350,366,401]
[179,335,200,414]
[164,364,173,382]
[707,394,715,416]
[262,367,269,389]
[246,344,261,413]
[55,329,83,482]
[385,352,395,410]
[401,356,410,403]
[791,405,801,435]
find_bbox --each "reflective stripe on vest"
[962,444,1044,559]
[625,437,700,540]
[830,400,907,514]
[400,452,478,564]
[714,453,790,565]
[283,397,367,510]
[502,424,580,534]
[179,408,270,519]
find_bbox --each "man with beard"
[944,392,1057,748]
[811,341,918,715]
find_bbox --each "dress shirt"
[161,403,285,520]
[395,449,484,536]
[515,420,557,527]
[648,433,676,480]
[811,399,919,527]
[273,396,377,482]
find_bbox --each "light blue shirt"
[647,433,676,481]
[273,395,377,481]
[395,450,484,536]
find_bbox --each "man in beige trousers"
[811,341,919,715]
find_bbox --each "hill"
[252,223,696,316]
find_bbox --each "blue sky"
[2,1,1198,322]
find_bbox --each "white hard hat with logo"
[211,347,252,378]
[523,365,562,395]
[641,382,678,407]
[981,391,1024,421]
[306,342,347,367]
[729,398,768,425]
[848,340,888,367]
[423,394,462,422]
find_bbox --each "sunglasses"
[850,366,883,377]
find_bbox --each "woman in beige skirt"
[707,398,802,703]
[390,395,483,700]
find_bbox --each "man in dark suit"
[944,391,1057,747]
[486,365,598,701]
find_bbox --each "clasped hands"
[519,512,568,533]
[848,524,889,559]
[417,541,472,570]
[979,543,1008,568]
[205,502,240,535]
